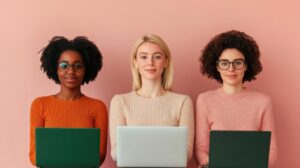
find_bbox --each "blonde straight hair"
[130,34,173,91]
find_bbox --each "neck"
[56,86,82,100]
[137,78,166,98]
[222,83,245,95]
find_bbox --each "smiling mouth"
[226,75,238,78]
[65,77,77,82]
[145,69,157,73]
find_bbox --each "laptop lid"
[208,130,271,168]
[117,126,187,167]
[36,128,100,168]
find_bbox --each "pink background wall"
[0,0,299,167]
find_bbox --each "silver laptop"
[117,126,188,167]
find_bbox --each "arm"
[109,95,126,161]
[94,102,108,165]
[179,96,194,161]
[29,98,44,166]
[260,97,277,167]
[195,95,210,166]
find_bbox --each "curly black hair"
[200,30,262,83]
[40,36,103,84]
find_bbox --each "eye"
[58,62,69,70]
[74,63,84,69]
[219,60,229,66]
[139,55,148,60]
[153,54,162,60]
[234,60,244,65]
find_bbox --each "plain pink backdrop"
[1,0,299,167]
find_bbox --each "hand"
[200,155,209,167]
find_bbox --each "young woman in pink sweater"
[109,34,194,163]
[195,30,277,167]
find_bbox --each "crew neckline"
[50,94,86,103]
[216,87,249,100]
[133,90,170,99]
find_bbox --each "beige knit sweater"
[109,91,194,162]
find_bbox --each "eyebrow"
[137,52,163,55]
[218,58,244,61]
[58,60,84,64]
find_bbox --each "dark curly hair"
[40,36,103,84]
[200,30,262,83]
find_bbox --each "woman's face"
[134,42,167,82]
[57,50,85,90]
[217,48,247,87]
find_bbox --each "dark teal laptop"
[208,131,271,168]
[36,128,100,168]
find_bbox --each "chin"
[65,84,81,89]
[143,75,161,80]
[225,81,243,87]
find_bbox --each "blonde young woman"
[109,34,194,163]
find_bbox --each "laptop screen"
[117,126,187,167]
[208,130,271,168]
[36,128,100,167]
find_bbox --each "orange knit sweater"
[29,95,108,166]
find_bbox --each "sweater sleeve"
[109,95,126,161]
[94,101,108,165]
[260,97,277,167]
[178,96,194,161]
[29,98,44,166]
[195,94,210,166]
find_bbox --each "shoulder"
[30,96,54,112]
[247,90,270,99]
[82,96,108,117]
[83,95,106,108]
[111,91,135,104]
[31,95,53,105]
[196,89,219,102]
[246,90,272,105]
[113,92,135,99]
[167,91,192,103]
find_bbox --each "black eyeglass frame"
[216,59,247,70]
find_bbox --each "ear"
[164,59,169,68]
[216,65,221,72]
[133,59,138,69]
[164,62,167,68]
[244,64,247,71]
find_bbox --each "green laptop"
[208,131,271,168]
[36,128,100,168]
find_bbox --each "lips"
[65,76,78,83]
[145,69,157,73]
[226,75,238,79]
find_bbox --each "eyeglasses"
[217,59,246,70]
[58,62,85,71]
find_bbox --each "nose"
[67,65,76,73]
[228,63,234,71]
[147,57,154,65]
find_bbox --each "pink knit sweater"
[195,88,277,167]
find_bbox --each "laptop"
[117,126,188,167]
[36,128,100,168]
[208,130,271,168]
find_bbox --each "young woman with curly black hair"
[195,30,277,167]
[29,36,108,166]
